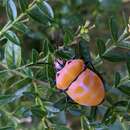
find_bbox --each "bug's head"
[54,59,85,72]
[54,59,66,72]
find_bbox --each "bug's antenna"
[54,59,65,71]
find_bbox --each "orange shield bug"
[55,59,105,106]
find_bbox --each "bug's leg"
[61,90,78,105]
[71,56,76,60]
[98,98,105,105]
[58,89,66,94]
[64,94,79,105]
[58,90,72,103]
[53,80,56,85]
[58,87,68,94]
[89,106,97,121]
[66,95,72,102]
[85,60,96,72]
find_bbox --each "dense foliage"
[0,0,130,130]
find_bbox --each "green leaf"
[42,40,49,56]
[21,68,34,78]
[0,95,15,105]
[4,30,20,45]
[14,82,31,99]
[5,75,18,87]
[118,83,130,95]
[54,125,71,130]
[109,17,118,42]
[89,106,97,121]
[100,0,122,12]
[80,117,92,130]
[36,1,54,19]
[114,72,121,87]
[114,100,128,107]
[18,0,29,12]
[103,50,126,62]
[96,39,106,57]
[63,30,73,46]
[118,41,130,50]
[27,2,53,25]
[103,107,116,125]
[8,78,32,90]
[0,126,14,130]
[68,106,81,116]
[44,102,60,113]
[54,97,68,111]
[31,106,46,118]
[55,48,74,59]
[79,38,91,62]
[46,54,55,85]
[5,40,21,68]
[23,92,36,101]
[6,0,17,20]
[43,40,54,54]
[126,52,130,78]
[5,78,32,101]
[126,101,130,113]
[13,22,30,34]
[51,111,67,125]
[32,49,39,63]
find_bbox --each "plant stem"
[93,55,102,67]
[0,0,37,38]
[118,75,130,87]
[80,116,84,130]
[0,13,26,38]
[33,81,46,111]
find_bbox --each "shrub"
[0,0,130,130]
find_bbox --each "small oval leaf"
[126,52,130,79]
[4,30,20,45]
[114,72,121,87]
[103,50,126,62]
[18,0,29,12]
[103,107,116,125]
[5,40,21,68]
[118,83,130,95]
[79,38,91,62]
[45,102,60,113]
[13,22,30,34]
[36,1,54,19]
[32,49,39,63]
[27,2,54,25]
[97,39,106,57]
[0,95,15,105]
[109,17,118,42]
[6,0,17,20]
